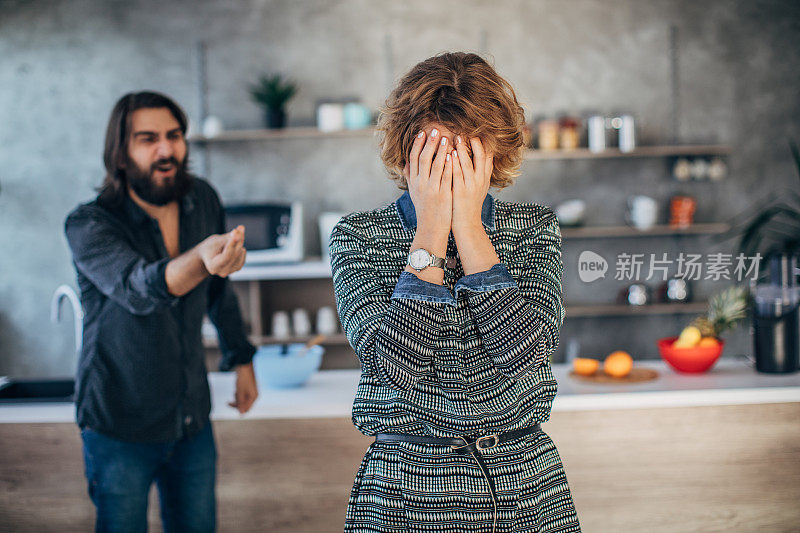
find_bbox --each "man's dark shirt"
[65,177,255,443]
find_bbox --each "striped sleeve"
[329,219,448,391]
[454,212,565,379]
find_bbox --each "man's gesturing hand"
[199,225,247,277]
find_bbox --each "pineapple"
[691,316,716,337]
[689,285,749,338]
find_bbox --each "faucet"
[51,284,84,355]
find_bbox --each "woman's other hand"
[451,136,499,275]
[404,128,453,241]
[452,136,493,239]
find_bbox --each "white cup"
[317,104,345,132]
[202,116,224,138]
[292,308,312,337]
[626,195,658,230]
[315,306,338,335]
[271,311,291,339]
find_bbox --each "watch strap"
[429,255,446,268]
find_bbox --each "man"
[65,91,258,532]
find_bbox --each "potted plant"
[713,141,800,372]
[249,73,297,129]
[716,141,800,282]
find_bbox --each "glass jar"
[537,120,559,151]
[559,117,580,150]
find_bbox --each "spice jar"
[669,195,696,228]
[537,120,559,151]
[559,117,581,150]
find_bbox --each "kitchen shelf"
[560,222,730,239]
[188,127,375,143]
[523,144,731,160]
[203,333,349,349]
[253,334,348,346]
[202,303,708,348]
[229,220,728,281]
[565,301,708,318]
[189,128,728,162]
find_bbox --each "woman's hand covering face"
[451,136,493,232]
[403,128,454,238]
[404,125,493,236]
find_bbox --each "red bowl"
[657,336,724,373]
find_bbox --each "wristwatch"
[407,248,446,272]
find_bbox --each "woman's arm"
[329,219,455,391]
[451,137,565,379]
[330,128,458,391]
[454,213,565,379]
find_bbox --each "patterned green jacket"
[329,190,565,437]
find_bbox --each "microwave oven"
[223,202,303,264]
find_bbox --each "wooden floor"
[1,402,798,532]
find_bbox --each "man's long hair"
[98,91,189,206]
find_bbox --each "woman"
[330,52,581,533]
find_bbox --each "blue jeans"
[81,422,217,533]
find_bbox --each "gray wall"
[1,0,799,376]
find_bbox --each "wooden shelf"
[524,144,731,160]
[203,334,348,349]
[189,129,727,162]
[565,301,708,318]
[228,220,728,281]
[252,334,349,346]
[560,222,730,239]
[188,127,375,143]
[202,306,710,347]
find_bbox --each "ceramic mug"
[625,195,658,230]
[317,103,345,132]
[271,311,291,339]
[343,103,371,129]
[315,306,338,335]
[292,308,312,337]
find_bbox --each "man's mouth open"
[154,163,175,176]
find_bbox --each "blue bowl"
[253,343,324,389]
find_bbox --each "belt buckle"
[475,433,499,450]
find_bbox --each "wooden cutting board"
[568,367,659,384]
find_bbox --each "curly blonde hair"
[377,52,526,190]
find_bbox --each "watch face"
[409,248,430,269]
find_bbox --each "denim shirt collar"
[394,190,495,232]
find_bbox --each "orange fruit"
[573,358,600,376]
[698,337,720,348]
[604,350,633,378]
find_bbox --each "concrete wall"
[1,0,798,376]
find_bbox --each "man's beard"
[125,155,193,206]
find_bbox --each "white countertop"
[2,358,799,423]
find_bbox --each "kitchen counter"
[2,358,798,532]
[2,357,799,424]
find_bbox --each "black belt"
[375,423,541,454]
[374,424,543,533]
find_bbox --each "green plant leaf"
[790,139,800,185]
[249,73,298,111]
